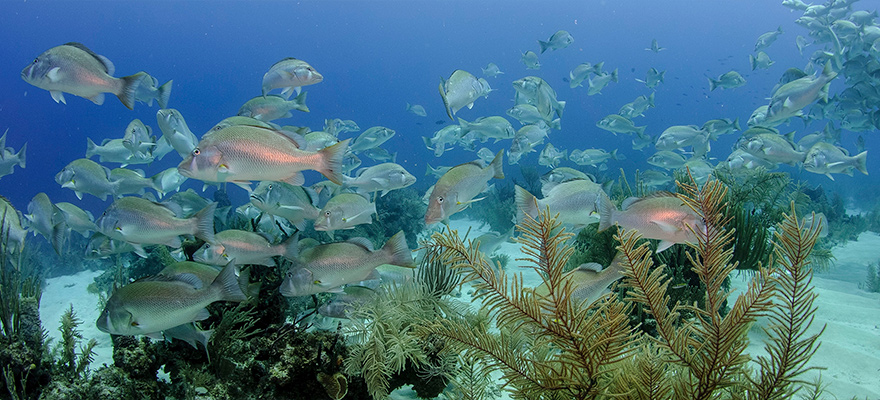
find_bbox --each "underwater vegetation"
[417,175,825,400]
[464,180,517,236]
[862,262,880,293]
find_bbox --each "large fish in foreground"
[96,262,246,336]
[21,42,146,109]
[96,196,216,256]
[280,231,414,297]
[597,193,705,253]
[177,125,349,186]
[425,150,504,225]
[438,70,491,120]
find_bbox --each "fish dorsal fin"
[64,42,114,75]
[270,57,300,69]
[345,237,374,251]
[171,273,204,289]
[298,237,320,252]
[622,191,678,210]
[578,262,603,273]
[621,197,640,210]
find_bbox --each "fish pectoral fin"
[656,240,675,253]
[50,90,66,104]
[364,269,381,281]
[459,196,486,206]
[132,244,148,258]
[232,181,253,192]
[650,220,680,233]
[370,177,389,186]
[283,172,305,186]
[279,205,305,211]
[47,67,62,82]
[826,161,846,168]
[194,308,211,321]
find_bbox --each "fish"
[458,116,515,143]
[470,227,514,255]
[538,143,567,168]
[405,103,427,117]
[237,92,309,121]
[764,62,837,126]
[645,39,666,53]
[438,69,491,120]
[725,149,778,170]
[162,189,212,218]
[55,158,117,201]
[209,116,277,134]
[342,151,362,174]
[569,148,623,167]
[261,57,323,99]
[363,147,396,163]
[118,119,159,161]
[598,193,706,252]
[134,74,172,108]
[638,170,672,188]
[343,163,416,197]
[349,126,396,153]
[796,35,810,55]
[96,196,216,257]
[85,137,153,167]
[324,119,360,136]
[708,71,746,91]
[249,181,320,229]
[755,26,783,52]
[618,93,655,119]
[655,125,710,152]
[533,252,626,306]
[25,192,65,254]
[21,42,146,109]
[84,233,135,259]
[512,76,565,118]
[178,124,349,186]
[507,104,560,129]
[701,118,740,137]
[150,168,188,198]
[156,109,199,158]
[96,262,246,336]
[803,142,868,180]
[302,131,339,152]
[540,167,592,192]
[317,285,377,319]
[638,67,665,88]
[481,62,504,78]
[314,193,376,234]
[193,230,298,266]
[425,164,451,178]
[538,30,573,53]
[739,133,805,165]
[280,231,414,297]
[515,179,609,229]
[680,159,714,186]
[0,130,26,180]
[0,196,27,251]
[596,114,646,136]
[55,202,97,237]
[647,151,687,170]
[749,51,774,70]
[569,63,602,88]
[521,50,541,69]
[587,69,619,95]
[110,168,158,196]
[425,150,504,225]
[801,213,829,238]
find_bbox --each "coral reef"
[464,181,516,236]
[416,175,825,400]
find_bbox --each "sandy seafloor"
[40,218,880,399]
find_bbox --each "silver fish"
[262,58,323,99]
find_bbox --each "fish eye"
[33,58,38,63]
[437,196,444,203]
[192,148,200,156]
[267,184,273,190]
[325,211,331,217]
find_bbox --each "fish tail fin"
[855,151,868,175]
[490,150,504,179]
[317,139,349,185]
[708,78,718,91]
[383,230,414,268]
[457,117,470,134]
[405,102,411,111]
[611,148,625,160]
[822,60,838,80]
[425,164,434,176]
[597,192,616,232]
[749,54,757,71]
[514,185,538,224]
[281,232,300,260]
[157,80,173,109]
[51,221,66,256]
[555,101,566,118]
[192,202,217,244]
[611,68,619,83]
[636,125,646,136]
[538,40,550,54]
[551,118,561,130]
[117,72,147,110]
[211,262,248,303]
[86,137,98,158]
[733,118,741,131]
[292,90,309,112]
[439,81,453,120]
[16,143,26,168]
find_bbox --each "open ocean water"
[1,1,880,399]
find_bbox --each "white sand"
[39,269,114,368]
[37,221,880,398]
